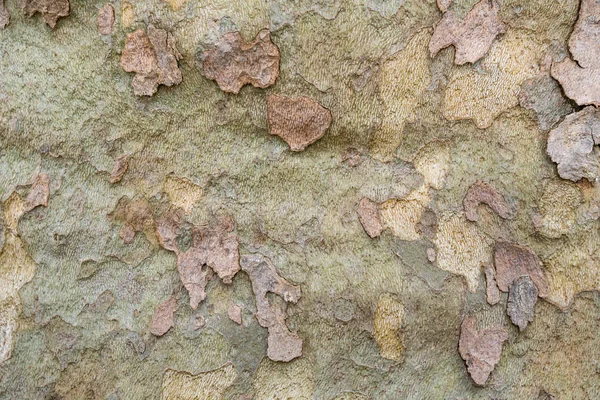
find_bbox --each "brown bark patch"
[109,155,128,183]
[228,304,242,325]
[463,181,515,222]
[493,242,548,297]
[356,198,382,238]
[97,3,114,36]
[150,296,178,336]
[201,29,280,94]
[459,315,508,386]
[21,0,69,28]
[484,264,500,305]
[25,174,50,211]
[120,25,182,96]
[267,94,332,151]
[430,0,505,65]
[111,198,156,244]
[156,215,240,309]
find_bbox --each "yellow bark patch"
[163,0,188,10]
[373,293,405,361]
[163,176,204,214]
[121,1,135,28]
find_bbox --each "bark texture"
[0,0,599,398]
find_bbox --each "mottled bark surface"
[1,0,599,398]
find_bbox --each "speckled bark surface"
[1,0,599,398]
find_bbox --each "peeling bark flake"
[150,296,178,336]
[240,254,302,362]
[551,0,600,106]
[356,198,383,238]
[97,4,114,36]
[430,0,505,65]
[25,174,50,211]
[156,215,240,309]
[493,242,548,297]
[463,181,514,222]
[120,25,182,96]
[154,211,182,252]
[507,276,538,331]
[459,315,508,386]
[201,29,280,94]
[109,155,128,183]
[518,74,574,131]
[228,304,242,325]
[267,94,332,151]
[547,106,600,182]
[21,0,70,28]
[484,264,500,305]
[437,0,452,12]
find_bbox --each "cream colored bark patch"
[163,176,204,214]
[413,141,451,190]
[373,29,432,161]
[380,142,451,241]
[443,30,540,128]
[380,185,430,241]
[373,293,405,361]
[434,212,493,292]
[0,299,17,364]
[0,193,36,304]
[162,363,237,400]
[0,186,46,365]
[0,233,36,303]
[380,198,426,241]
[253,357,315,400]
